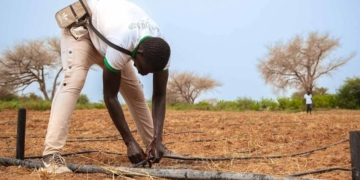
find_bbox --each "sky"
[0,0,359,102]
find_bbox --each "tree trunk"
[39,67,49,100]
[39,82,49,101]
[51,67,63,101]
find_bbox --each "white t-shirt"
[304,94,312,104]
[87,0,170,72]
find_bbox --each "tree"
[257,32,355,94]
[0,37,63,101]
[336,77,360,109]
[0,86,18,101]
[77,94,90,104]
[291,87,329,99]
[167,70,221,104]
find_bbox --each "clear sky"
[0,0,359,102]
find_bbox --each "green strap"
[104,57,121,73]
[131,36,153,58]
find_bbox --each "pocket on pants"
[62,48,89,87]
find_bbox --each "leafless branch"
[257,31,355,93]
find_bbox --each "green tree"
[336,77,360,109]
[77,94,90,104]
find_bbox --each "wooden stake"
[16,108,26,160]
[350,131,360,180]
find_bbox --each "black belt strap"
[79,0,132,56]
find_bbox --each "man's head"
[307,91,311,95]
[133,37,171,76]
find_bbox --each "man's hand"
[145,138,164,163]
[127,141,146,164]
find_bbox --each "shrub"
[336,77,360,109]
[277,97,291,110]
[236,97,257,111]
[77,94,90,104]
[19,93,43,101]
[195,101,214,111]
[215,100,239,111]
[22,100,51,111]
[259,98,278,111]
[167,103,190,110]
[313,94,337,109]
[289,97,303,110]
[277,97,303,111]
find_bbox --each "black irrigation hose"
[0,157,317,180]
[131,156,154,168]
[25,150,123,159]
[0,138,350,178]
[0,135,122,140]
[162,138,349,161]
[0,138,351,179]
[0,130,202,139]
[0,157,114,175]
[22,138,348,161]
[288,167,352,177]
[67,139,122,142]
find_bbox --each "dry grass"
[0,109,359,180]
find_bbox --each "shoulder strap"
[79,0,132,56]
[88,20,132,56]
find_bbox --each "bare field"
[0,109,359,180]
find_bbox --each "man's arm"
[152,70,168,141]
[146,70,168,163]
[102,67,145,164]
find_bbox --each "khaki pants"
[43,28,154,156]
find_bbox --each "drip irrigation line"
[0,157,114,175]
[24,150,123,159]
[287,167,352,177]
[0,130,203,140]
[0,139,351,179]
[162,138,349,161]
[0,157,319,180]
[17,138,348,164]
[67,139,122,142]
[173,131,204,134]
[20,138,348,161]
[191,138,226,143]
[0,135,122,139]
[131,156,154,168]
[234,140,307,154]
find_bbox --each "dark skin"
[103,44,168,164]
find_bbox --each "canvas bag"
[55,0,133,56]
[55,0,92,28]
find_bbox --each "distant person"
[304,91,313,114]
[41,0,172,174]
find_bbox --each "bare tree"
[0,37,62,100]
[291,87,329,99]
[167,70,221,104]
[47,37,63,100]
[0,85,17,101]
[257,32,355,94]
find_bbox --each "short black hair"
[142,37,171,72]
